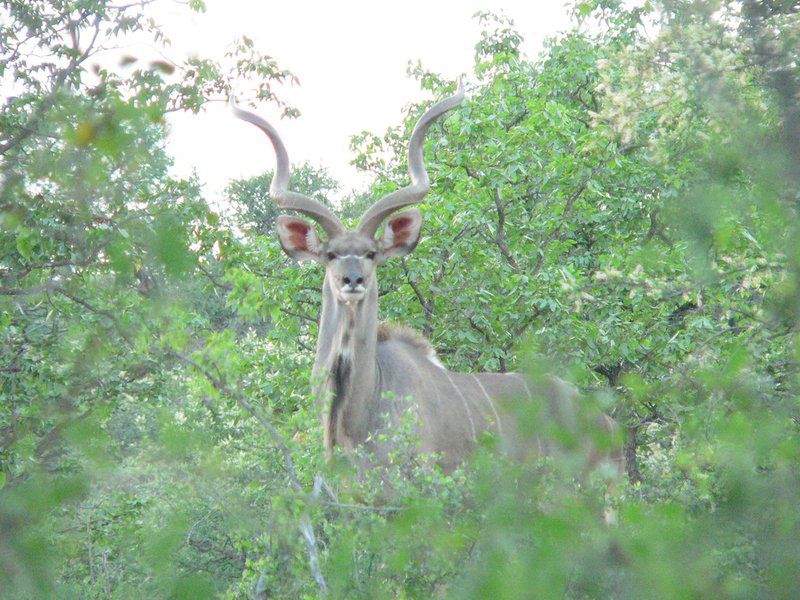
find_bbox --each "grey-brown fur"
[313,268,532,470]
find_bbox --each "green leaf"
[15,228,35,259]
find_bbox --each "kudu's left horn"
[356,79,465,237]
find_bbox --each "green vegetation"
[1,1,799,597]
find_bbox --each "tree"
[225,162,340,238]
[0,1,299,596]
[2,1,799,597]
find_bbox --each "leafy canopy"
[1,1,799,598]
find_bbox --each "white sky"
[151,0,574,206]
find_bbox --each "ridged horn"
[230,98,345,238]
[357,79,465,237]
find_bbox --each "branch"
[319,500,401,513]
[491,190,521,274]
[501,309,540,353]
[197,262,232,290]
[280,307,318,325]
[52,286,134,346]
[400,260,436,336]
[401,262,434,318]
[312,473,400,513]
[0,258,102,284]
[503,109,530,131]
[532,152,612,274]
[0,285,49,296]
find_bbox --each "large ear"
[276,215,324,263]
[376,208,423,261]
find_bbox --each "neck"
[314,272,379,451]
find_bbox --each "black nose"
[342,276,364,286]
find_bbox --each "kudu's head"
[230,83,464,305]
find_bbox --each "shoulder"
[377,322,444,368]
[377,322,433,352]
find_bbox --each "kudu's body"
[315,267,532,470]
[232,85,618,472]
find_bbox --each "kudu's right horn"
[230,97,346,239]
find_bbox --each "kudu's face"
[276,209,423,305]
[230,81,463,306]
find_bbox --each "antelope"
[231,85,621,473]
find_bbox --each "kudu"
[231,85,620,473]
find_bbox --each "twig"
[197,262,232,290]
[401,260,436,336]
[311,473,401,513]
[532,153,612,274]
[53,286,134,345]
[171,350,328,595]
[1,18,102,156]
[319,500,401,513]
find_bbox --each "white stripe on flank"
[471,375,503,437]
[443,370,477,442]
[507,373,544,454]
[507,373,532,401]
[424,361,442,412]
[427,351,445,369]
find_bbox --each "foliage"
[225,162,340,239]
[1,1,799,598]
[0,0,295,596]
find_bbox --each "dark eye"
[366,251,376,260]
[327,252,336,261]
